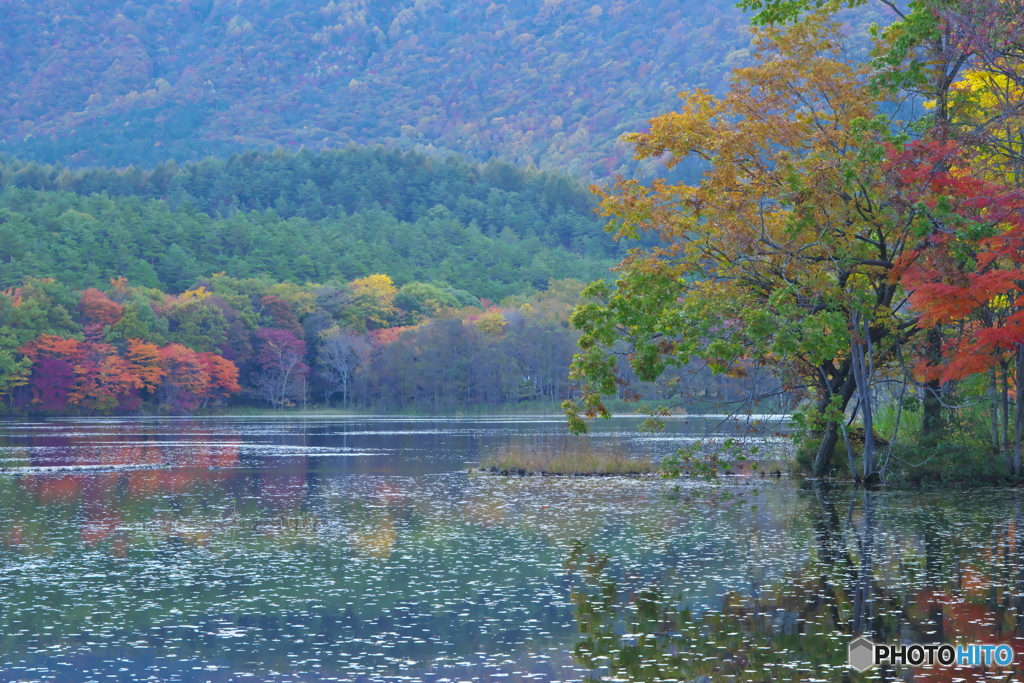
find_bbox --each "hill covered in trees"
[0,272,586,414]
[0,147,618,298]
[0,273,756,415]
[0,0,768,176]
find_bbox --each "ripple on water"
[0,417,1018,682]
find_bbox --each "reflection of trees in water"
[568,484,1024,682]
[567,544,845,681]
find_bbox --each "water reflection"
[569,483,1024,682]
[0,417,1021,682]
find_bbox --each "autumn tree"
[348,274,398,330]
[886,139,1024,474]
[317,326,371,406]
[70,342,143,413]
[19,335,83,413]
[253,328,308,408]
[744,0,1024,442]
[199,352,242,406]
[259,295,302,336]
[125,340,165,394]
[566,13,919,478]
[157,344,211,413]
[78,288,123,327]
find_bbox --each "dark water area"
[0,416,1020,682]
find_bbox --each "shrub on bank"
[881,442,1011,486]
[793,429,1013,486]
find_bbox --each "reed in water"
[479,441,654,476]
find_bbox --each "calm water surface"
[0,416,1021,682]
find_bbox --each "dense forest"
[0,148,619,297]
[0,271,756,416]
[0,273,589,414]
[0,0,830,177]
[1,270,762,416]
[0,141,659,414]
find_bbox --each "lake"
[0,416,1021,682]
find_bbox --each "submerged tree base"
[478,444,655,476]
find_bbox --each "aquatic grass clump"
[479,442,655,476]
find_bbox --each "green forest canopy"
[0,147,619,300]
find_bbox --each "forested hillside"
[0,273,756,415]
[0,273,591,414]
[0,0,767,176]
[0,148,617,298]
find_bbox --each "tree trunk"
[839,416,858,481]
[1003,360,1011,452]
[1015,344,1023,477]
[850,312,875,479]
[813,421,842,477]
[921,326,943,442]
[812,369,859,477]
[992,366,1001,450]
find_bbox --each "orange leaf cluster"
[18,334,241,414]
[78,288,124,327]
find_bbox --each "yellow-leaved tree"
[566,12,922,478]
[349,274,398,329]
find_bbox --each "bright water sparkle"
[0,416,1021,682]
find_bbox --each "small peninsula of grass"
[479,444,655,476]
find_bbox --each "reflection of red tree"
[16,435,243,555]
[210,441,240,468]
[4,521,21,546]
[23,475,82,503]
[158,469,198,495]
[80,487,122,547]
[911,552,1020,682]
[127,469,166,498]
[80,515,121,545]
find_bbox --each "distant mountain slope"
[0,148,617,298]
[0,0,756,176]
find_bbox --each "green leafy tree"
[104,300,168,349]
[5,277,80,345]
[165,298,228,353]
[394,282,464,318]
[565,13,917,477]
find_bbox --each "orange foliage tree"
[157,344,211,413]
[78,288,123,327]
[890,139,1024,473]
[199,352,242,404]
